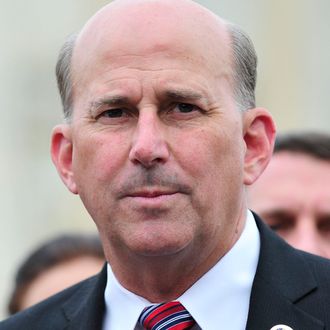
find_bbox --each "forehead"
[249,152,330,210]
[262,152,330,180]
[71,0,232,89]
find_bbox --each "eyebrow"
[88,88,206,112]
[89,95,131,111]
[164,89,205,101]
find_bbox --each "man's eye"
[176,103,198,113]
[101,109,124,118]
[262,212,295,232]
[318,217,330,233]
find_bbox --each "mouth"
[127,189,178,198]
[123,188,181,207]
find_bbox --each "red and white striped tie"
[138,301,196,330]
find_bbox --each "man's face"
[52,1,274,266]
[69,45,246,259]
[249,152,330,258]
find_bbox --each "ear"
[242,108,276,185]
[51,124,78,194]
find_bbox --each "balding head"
[56,0,257,119]
[72,0,232,114]
[77,0,227,50]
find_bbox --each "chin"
[128,232,193,258]
[137,245,186,257]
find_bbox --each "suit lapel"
[246,214,324,330]
[61,264,107,330]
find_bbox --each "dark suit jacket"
[1,214,330,330]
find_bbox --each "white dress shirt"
[103,210,260,330]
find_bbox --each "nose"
[129,111,170,168]
[287,217,327,257]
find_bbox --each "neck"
[110,250,218,302]
[105,218,245,302]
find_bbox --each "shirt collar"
[179,210,260,330]
[103,210,260,330]
[103,264,149,330]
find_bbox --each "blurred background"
[0,0,329,319]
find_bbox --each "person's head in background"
[8,233,105,314]
[248,132,330,258]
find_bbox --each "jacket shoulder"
[250,213,330,329]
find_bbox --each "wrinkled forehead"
[72,0,232,78]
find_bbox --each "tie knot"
[138,301,195,330]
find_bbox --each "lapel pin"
[270,325,293,330]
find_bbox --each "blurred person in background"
[7,233,105,315]
[1,1,330,329]
[249,132,330,258]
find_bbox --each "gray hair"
[226,23,257,111]
[55,33,77,121]
[55,24,258,119]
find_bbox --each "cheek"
[176,128,244,183]
[71,132,129,187]
[173,129,246,235]
[70,133,130,226]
